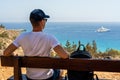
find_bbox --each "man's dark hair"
[30,18,41,27]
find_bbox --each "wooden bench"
[1,56,120,80]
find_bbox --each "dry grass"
[0,66,26,80]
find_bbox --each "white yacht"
[96,26,110,32]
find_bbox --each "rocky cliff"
[0,27,23,55]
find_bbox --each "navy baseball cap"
[30,9,50,21]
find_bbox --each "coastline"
[2,22,120,52]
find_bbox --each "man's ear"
[39,20,43,25]
[40,20,45,27]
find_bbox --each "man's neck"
[32,26,43,32]
[32,29,42,32]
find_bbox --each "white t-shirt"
[13,31,60,79]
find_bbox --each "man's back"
[13,31,60,79]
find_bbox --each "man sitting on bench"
[3,9,69,80]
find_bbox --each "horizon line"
[1,21,120,23]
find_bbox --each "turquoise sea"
[1,22,120,52]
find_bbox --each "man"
[4,9,69,80]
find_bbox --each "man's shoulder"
[44,33,56,39]
[20,32,32,36]
[17,32,31,38]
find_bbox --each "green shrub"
[0,32,9,38]
[0,42,5,49]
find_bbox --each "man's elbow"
[3,51,6,56]
[61,53,69,59]
[3,43,17,56]
[3,50,11,56]
[63,55,69,59]
[3,50,8,56]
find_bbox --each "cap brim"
[44,15,50,18]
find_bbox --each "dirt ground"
[60,70,120,80]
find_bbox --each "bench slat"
[1,56,120,72]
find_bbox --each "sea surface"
[1,22,120,52]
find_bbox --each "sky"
[0,0,120,22]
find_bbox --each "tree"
[92,40,97,54]
[71,41,77,52]
[0,24,5,28]
[64,40,72,53]
[86,43,93,55]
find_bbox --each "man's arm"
[53,45,69,59]
[3,43,18,56]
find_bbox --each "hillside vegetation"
[0,25,22,55]
[62,40,120,59]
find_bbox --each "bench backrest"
[1,56,120,80]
